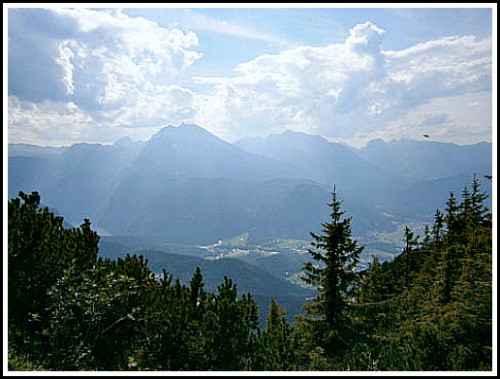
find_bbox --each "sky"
[5,4,496,147]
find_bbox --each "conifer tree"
[402,226,420,289]
[432,209,444,249]
[254,299,292,370]
[8,191,99,355]
[302,187,363,354]
[189,266,205,309]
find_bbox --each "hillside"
[99,237,314,322]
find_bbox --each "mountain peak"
[151,123,213,141]
[270,129,330,147]
[164,123,206,132]
[281,129,317,138]
[114,136,134,147]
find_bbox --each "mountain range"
[9,123,492,244]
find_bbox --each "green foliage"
[8,351,47,371]
[252,299,293,370]
[41,255,156,370]
[8,191,99,357]
[8,192,259,371]
[355,177,492,370]
[301,187,363,358]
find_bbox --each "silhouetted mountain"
[8,143,66,158]
[130,124,304,181]
[237,130,406,205]
[394,172,493,219]
[9,124,492,325]
[8,140,143,225]
[358,138,492,182]
[238,131,492,228]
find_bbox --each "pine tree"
[462,175,490,249]
[8,191,99,361]
[432,209,444,249]
[254,299,292,370]
[204,277,259,370]
[189,266,205,309]
[402,226,420,289]
[302,187,363,355]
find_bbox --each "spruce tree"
[302,187,363,354]
[402,226,419,289]
[254,299,291,370]
[189,266,205,308]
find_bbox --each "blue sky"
[6,5,495,147]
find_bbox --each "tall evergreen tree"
[254,299,292,370]
[189,266,205,308]
[432,209,444,249]
[402,226,419,289]
[302,187,363,354]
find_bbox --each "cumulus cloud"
[8,95,172,146]
[384,35,492,99]
[51,8,202,82]
[97,84,196,127]
[9,8,202,140]
[55,40,77,95]
[346,21,386,54]
[192,22,491,144]
[8,96,93,145]
[193,22,389,139]
[50,8,202,125]
[188,23,356,137]
[8,9,73,103]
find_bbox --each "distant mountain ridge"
[129,124,305,182]
[8,124,492,245]
[8,138,144,225]
[236,130,407,203]
[358,138,492,182]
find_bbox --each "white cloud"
[51,8,202,105]
[55,40,77,95]
[346,21,385,53]
[8,8,206,145]
[192,22,491,144]
[328,91,492,148]
[192,22,389,140]
[8,95,175,146]
[97,84,196,127]
[384,35,492,96]
[8,96,93,145]
[54,8,202,76]
[384,91,492,142]
[15,8,204,137]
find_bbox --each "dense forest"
[7,177,492,371]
